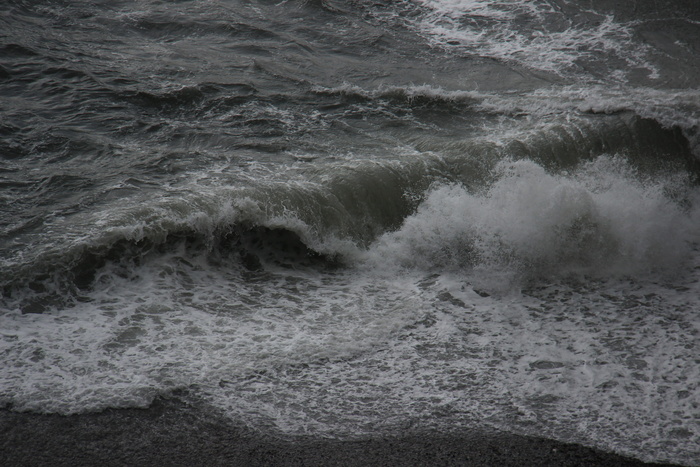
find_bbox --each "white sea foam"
[410,0,657,80]
[470,85,700,130]
[472,85,700,156]
[311,83,700,157]
[0,247,423,413]
[3,1,699,464]
[362,156,700,286]
[1,154,699,465]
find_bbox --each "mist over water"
[1,0,699,465]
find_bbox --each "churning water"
[1,1,699,464]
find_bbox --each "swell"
[1,114,696,312]
[130,18,281,42]
[118,82,259,113]
[311,84,480,109]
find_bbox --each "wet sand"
[0,398,678,467]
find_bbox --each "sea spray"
[362,155,700,287]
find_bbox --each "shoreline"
[0,398,680,467]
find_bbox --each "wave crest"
[363,156,700,286]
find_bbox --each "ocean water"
[1,0,699,464]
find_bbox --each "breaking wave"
[1,114,697,312]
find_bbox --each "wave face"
[1,1,699,465]
[2,114,694,309]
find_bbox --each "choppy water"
[1,1,699,464]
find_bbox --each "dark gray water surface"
[1,1,699,465]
